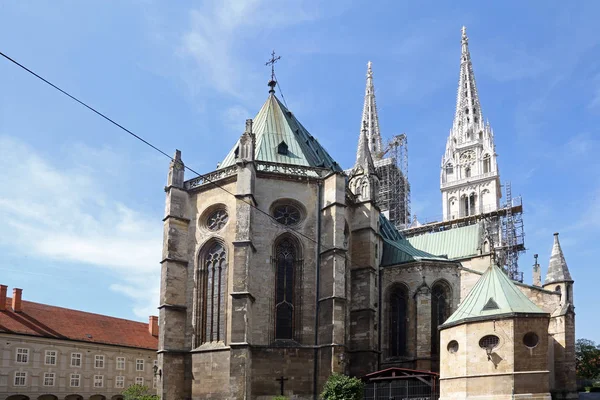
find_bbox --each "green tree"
[123,384,159,400]
[576,338,600,379]
[320,373,364,400]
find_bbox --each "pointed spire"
[354,121,377,175]
[452,26,484,140]
[544,233,573,284]
[360,61,383,159]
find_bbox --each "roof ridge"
[6,297,151,325]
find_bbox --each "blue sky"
[1,1,598,342]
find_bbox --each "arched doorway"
[90,396,106,400]
[7,396,30,400]
[37,396,58,400]
[111,396,124,400]
[64,395,83,400]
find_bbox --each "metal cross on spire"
[265,50,281,92]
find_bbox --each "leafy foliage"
[576,339,600,379]
[123,384,159,400]
[321,373,364,400]
[273,396,288,400]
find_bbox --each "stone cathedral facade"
[157,28,576,400]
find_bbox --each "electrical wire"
[0,49,449,311]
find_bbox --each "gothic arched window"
[199,242,227,344]
[431,282,451,356]
[389,285,408,357]
[483,154,491,174]
[275,237,298,340]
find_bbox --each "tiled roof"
[406,224,482,260]
[0,298,158,350]
[220,93,342,171]
[441,264,547,329]
[379,215,449,266]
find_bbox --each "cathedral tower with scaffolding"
[359,61,411,229]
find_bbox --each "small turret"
[237,119,255,162]
[349,122,379,202]
[543,232,574,306]
[166,149,184,189]
[532,253,541,287]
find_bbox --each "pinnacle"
[360,61,383,159]
[544,232,573,285]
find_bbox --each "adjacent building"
[0,286,158,400]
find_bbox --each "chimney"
[12,288,22,313]
[532,254,541,287]
[149,316,159,336]
[0,285,7,311]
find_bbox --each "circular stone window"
[447,340,459,353]
[479,335,500,351]
[523,332,539,348]
[273,204,302,226]
[206,209,228,231]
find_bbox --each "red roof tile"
[0,298,158,350]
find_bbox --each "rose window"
[273,205,301,226]
[207,210,228,231]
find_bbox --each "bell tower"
[440,27,501,221]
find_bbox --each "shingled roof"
[0,297,158,350]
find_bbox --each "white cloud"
[0,136,162,318]
[179,0,319,96]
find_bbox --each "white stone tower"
[440,27,501,221]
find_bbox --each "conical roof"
[441,264,547,329]
[220,94,341,171]
[544,233,573,284]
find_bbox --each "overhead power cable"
[0,50,417,292]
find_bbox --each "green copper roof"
[220,93,342,171]
[380,215,449,266]
[406,224,482,260]
[441,264,547,329]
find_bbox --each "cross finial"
[265,50,281,93]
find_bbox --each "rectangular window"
[115,375,125,388]
[71,352,82,367]
[116,356,125,370]
[14,372,27,386]
[136,359,144,371]
[45,350,57,365]
[95,355,105,369]
[43,372,55,386]
[135,376,144,386]
[70,374,81,387]
[16,348,29,363]
[94,375,104,388]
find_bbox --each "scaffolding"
[498,182,525,282]
[376,134,411,229]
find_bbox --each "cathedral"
[157,27,576,400]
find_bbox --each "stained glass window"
[207,209,228,231]
[273,205,301,226]
[389,286,408,357]
[200,242,227,343]
[431,283,450,355]
[275,238,296,339]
